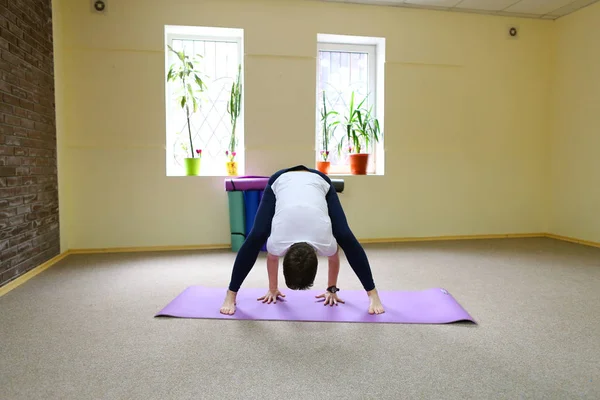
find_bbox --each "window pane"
[317,49,371,167]
[167,38,240,176]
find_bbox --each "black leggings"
[227,165,376,292]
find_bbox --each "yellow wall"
[52,0,69,252]
[551,2,600,244]
[54,0,554,250]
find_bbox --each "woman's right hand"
[257,289,286,304]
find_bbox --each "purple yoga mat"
[224,177,269,191]
[155,287,476,324]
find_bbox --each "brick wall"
[0,0,59,286]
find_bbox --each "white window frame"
[318,42,377,109]
[315,42,379,175]
[164,26,244,177]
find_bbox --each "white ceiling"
[320,0,600,19]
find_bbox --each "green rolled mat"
[227,191,246,252]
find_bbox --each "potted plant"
[351,102,381,174]
[317,90,339,174]
[336,92,365,174]
[337,91,381,175]
[166,45,207,176]
[226,64,242,176]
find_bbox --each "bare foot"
[367,289,385,315]
[220,290,237,315]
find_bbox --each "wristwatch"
[326,285,340,294]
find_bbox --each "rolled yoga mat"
[331,179,344,193]
[227,191,246,252]
[225,177,345,193]
[243,190,267,251]
[225,177,268,192]
[243,190,260,234]
[155,287,476,324]
[258,190,267,251]
[226,175,343,252]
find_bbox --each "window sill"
[324,173,384,177]
[167,174,244,178]
[167,162,245,177]
[314,165,384,177]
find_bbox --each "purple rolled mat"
[155,287,476,324]
[224,176,269,192]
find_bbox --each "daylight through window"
[165,26,244,176]
[316,34,385,175]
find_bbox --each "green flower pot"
[184,157,201,176]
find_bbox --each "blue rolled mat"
[259,190,266,251]
[244,190,261,235]
[243,190,267,252]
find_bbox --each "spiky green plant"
[354,104,381,153]
[337,91,367,155]
[337,91,381,155]
[226,64,242,161]
[319,91,339,161]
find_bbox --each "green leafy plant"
[226,64,242,162]
[167,45,207,159]
[319,91,340,161]
[353,103,381,154]
[337,91,368,155]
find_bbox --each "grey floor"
[1,238,599,400]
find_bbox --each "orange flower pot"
[349,153,369,175]
[316,161,330,174]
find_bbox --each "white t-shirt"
[266,171,338,257]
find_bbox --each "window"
[316,34,385,175]
[164,26,244,176]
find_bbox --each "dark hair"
[283,242,318,290]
